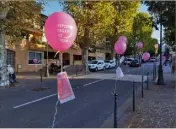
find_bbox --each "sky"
[42,1,160,42]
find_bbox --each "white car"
[104,60,116,69]
[149,57,157,62]
[88,60,106,71]
[109,60,116,68]
[124,58,134,65]
[104,60,111,69]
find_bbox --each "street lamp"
[0,7,9,86]
[155,3,164,85]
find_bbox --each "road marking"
[83,79,104,87]
[13,79,104,109]
[13,93,58,109]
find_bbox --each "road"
[0,62,154,128]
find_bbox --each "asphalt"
[0,62,154,128]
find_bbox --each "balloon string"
[52,100,59,128]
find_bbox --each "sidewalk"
[118,73,176,127]
[16,65,87,79]
[100,65,176,128]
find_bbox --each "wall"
[6,35,109,72]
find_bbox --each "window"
[6,49,15,69]
[28,51,43,64]
[73,55,82,60]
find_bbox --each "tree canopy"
[125,12,155,56]
[61,1,140,71]
[0,1,46,44]
[144,1,175,49]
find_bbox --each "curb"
[16,71,92,80]
[69,71,91,79]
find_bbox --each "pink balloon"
[114,39,127,55]
[142,52,150,61]
[119,36,127,42]
[44,12,77,52]
[137,42,143,49]
[33,58,38,64]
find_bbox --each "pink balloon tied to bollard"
[137,42,143,49]
[119,36,127,43]
[114,38,127,55]
[44,12,77,52]
[142,52,150,61]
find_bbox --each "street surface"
[0,62,154,128]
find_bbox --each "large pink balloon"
[137,42,143,49]
[142,52,150,61]
[119,36,127,43]
[44,12,77,52]
[114,39,127,55]
[33,58,38,64]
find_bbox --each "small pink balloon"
[33,58,38,64]
[137,42,143,49]
[114,39,127,55]
[142,52,150,61]
[119,36,127,43]
[44,12,77,52]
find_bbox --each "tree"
[106,1,140,59]
[144,1,175,49]
[125,12,154,57]
[0,1,45,86]
[133,12,153,42]
[61,1,116,73]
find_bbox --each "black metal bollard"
[142,76,144,98]
[147,72,149,90]
[40,70,43,82]
[155,63,157,78]
[153,64,155,81]
[133,81,135,111]
[76,65,78,76]
[114,93,117,128]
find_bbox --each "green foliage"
[133,12,153,41]
[61,1,140,50]
[61,1,116,49]
[0,1,46,44]
[144,1,175,48]
[107,1,140,46]
[126,12,155,55]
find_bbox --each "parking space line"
[13,79,105,109]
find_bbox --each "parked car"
[124,58,134,65]
[88,60,106,71]
[104,60,111,69]
[104,60,116,69]
[129,60,141,67]
[149,57,157,62]
[109,60,116,68]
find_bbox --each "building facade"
[5,14,111,73]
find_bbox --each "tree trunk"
[110,47,114,60]
[81,27,90,74]
[82,47,89,74]
[0,31,9,87]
